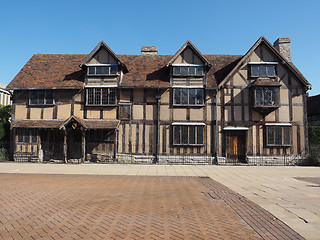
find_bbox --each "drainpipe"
[155,90,161,164]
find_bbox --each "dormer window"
[173,65,204,76]
[249,62,277,78]
[87,65,118,76]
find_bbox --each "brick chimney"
[141,46,158,55]
[273,38,291,62]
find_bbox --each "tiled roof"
[251,79,282,87]
[7,54,87,89]
[7,53,242,89]
[12,119,120,129]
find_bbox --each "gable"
[219,36,311,89]
[88,47,118,65]
[172,46,205,65]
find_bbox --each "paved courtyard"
[0,163,319,239]
[0,174,303,239]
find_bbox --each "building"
[0,83,12,105]
[307,94,320,126]
[7,36,311,164]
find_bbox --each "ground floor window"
[17,129,37,143]
[266,125,291,146]
[87,129,115,142]
[173,124,204,146]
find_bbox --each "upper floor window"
[86,88,116,106]
[173,88,204,106]
[119,103,131,120]
[254,87,279,107]
[266,125,291,147]
[87,65,118,76]
[173,124,204,146]
[250,63,276,78]
[173,66,204,76]
[30,91,54,105]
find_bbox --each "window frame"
[17,129,38,143]
[29,91,54,106]
[172,123,205,146]
[86,87,117,106]
[87,129,115,143]
[265,125,291,147]
[118,103,132,120]
[172,65,204,76]
[254,87,279,108]
[87,64,118,76]
[249,62,277,78]
[173,87,204,106]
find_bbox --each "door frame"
[223,128,248,163]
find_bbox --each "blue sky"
[1,0,319,95]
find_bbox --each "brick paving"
[0,174,303,239]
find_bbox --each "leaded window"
[86,88,116,106]
[173,125,204,146]
[119,104,131,120]
[173,88,204,106]
[87,65,118,76]
[251,64,276,78]
[17,129,37,143]
[255,87,279,107]
[30,91,54,105]
[266,125,291,146]
[173,66,204,76]
[87,129,114,142]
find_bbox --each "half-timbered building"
[7,36,311,164]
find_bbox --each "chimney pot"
[141,46,158,55]
[273,38,291,62]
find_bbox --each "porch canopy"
[12,116,120,130]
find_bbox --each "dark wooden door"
[225,131,246,163]
[67,129,82,160]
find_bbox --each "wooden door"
[225,131,246,163]
[67,129,82,160]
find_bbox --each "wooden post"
[81,129,86,163]
[63,128,67,163]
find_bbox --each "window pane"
[283,127,291,145]
[196,67,203,75]
[38,91,45,104]
[173,126,180,145]
[251,65,259,77]
[188,67,196,75]
[275,126,282,145]
[96,66,103,75]
[24,130,30,143]
[31,130,37,143]
[255,88,263,106]
[88,66,95,75]
[267,126,275,145]
[173,89,180,104]
[181,126,188,144]
[267,65,275,77]
[173,67,181,75]
[102,88,109,105]
[46,91,53,104]
[189,89,195,105]
[101,66,109,75]
[189,126,195,144]
[109,88,116,104]
[94,88,101,105]
[18,130,24,142]
[263,88,273,105]
[259,65,267,77]
[196,89,204,105]
[87,89,94,105]
[181,67,188,75]
[31,92,38,104]
[110,66,118,74]
[197,126,204,144]
[181,89,188,105]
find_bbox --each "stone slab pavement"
[0,163,319,240]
